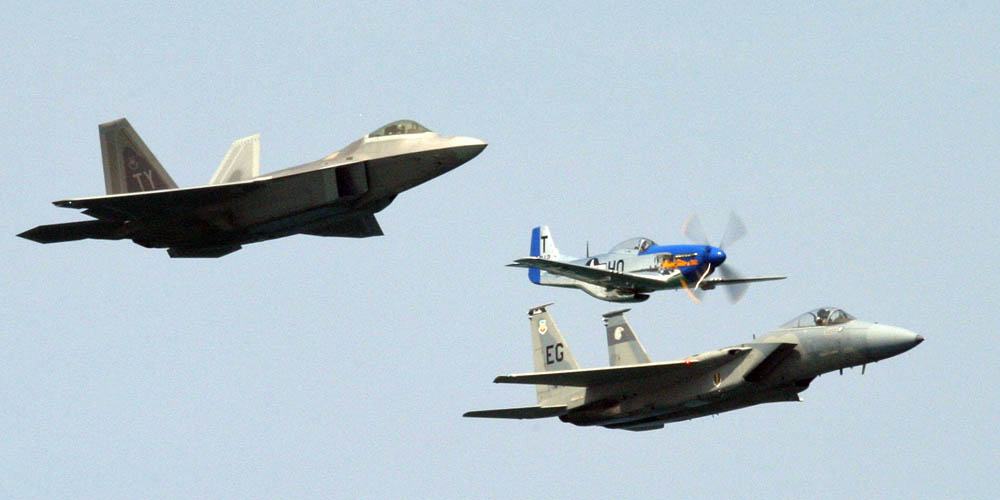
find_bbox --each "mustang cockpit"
[612,237,656,253]
[781,308,856,328]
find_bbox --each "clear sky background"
[2,2,997,498]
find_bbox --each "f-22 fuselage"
[19,119,486,257]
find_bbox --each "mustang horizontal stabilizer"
[509,257,678,292]
[494,347,751,388]
[463,405,569,419]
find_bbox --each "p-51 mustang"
[19,118,486,257]
[465,304,923,431]
[508,214,784,303]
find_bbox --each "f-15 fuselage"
[575,316,922,431]
[465,306,923,432]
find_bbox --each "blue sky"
[2,2,997,498]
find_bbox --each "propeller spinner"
[680,212,752,303]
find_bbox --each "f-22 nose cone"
[449,136,487,163]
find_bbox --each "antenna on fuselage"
[586,241,589,258]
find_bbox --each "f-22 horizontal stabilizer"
[463,405,568,419]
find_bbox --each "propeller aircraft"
[508,213,784,303]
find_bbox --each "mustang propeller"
[680,212,752,304]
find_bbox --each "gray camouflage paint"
[465,305,923,432]
[19,118,486,257]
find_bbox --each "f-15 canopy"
[367,120,431,138]
[780,308,856,328]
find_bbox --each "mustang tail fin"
[210,134,260,185]
[529,226,561,284]
[99,118,178,194]
[603,308,651,365]
[528,303,582,406]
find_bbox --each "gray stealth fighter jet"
[465,304,923,431]
[18,118,486,257]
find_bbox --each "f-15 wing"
[508,257,682,293]
[494,347,751,387]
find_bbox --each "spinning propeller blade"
[718,264,750,303]
[718,212,746,250]
[679,277,703,304]
[682,213,710,246]
[681,211,756,303]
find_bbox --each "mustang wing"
[508,257,679,292]
[494,347,751,387]
[701,275,786,288]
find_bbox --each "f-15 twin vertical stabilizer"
[529,303,581,406]
[604,308,651,365]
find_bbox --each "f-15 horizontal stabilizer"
[463,405,568,419]
[210,134,260,185]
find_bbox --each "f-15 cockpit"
[781,308,856,328]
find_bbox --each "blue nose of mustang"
[707,247,727,267]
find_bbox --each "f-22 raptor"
[465,304,923,431]
[19,118,486,257]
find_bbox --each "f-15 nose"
[866,325,924,362]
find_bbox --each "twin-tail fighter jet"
[465,304,923,431]
[19,118,486,257]
[507,213,784,303]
